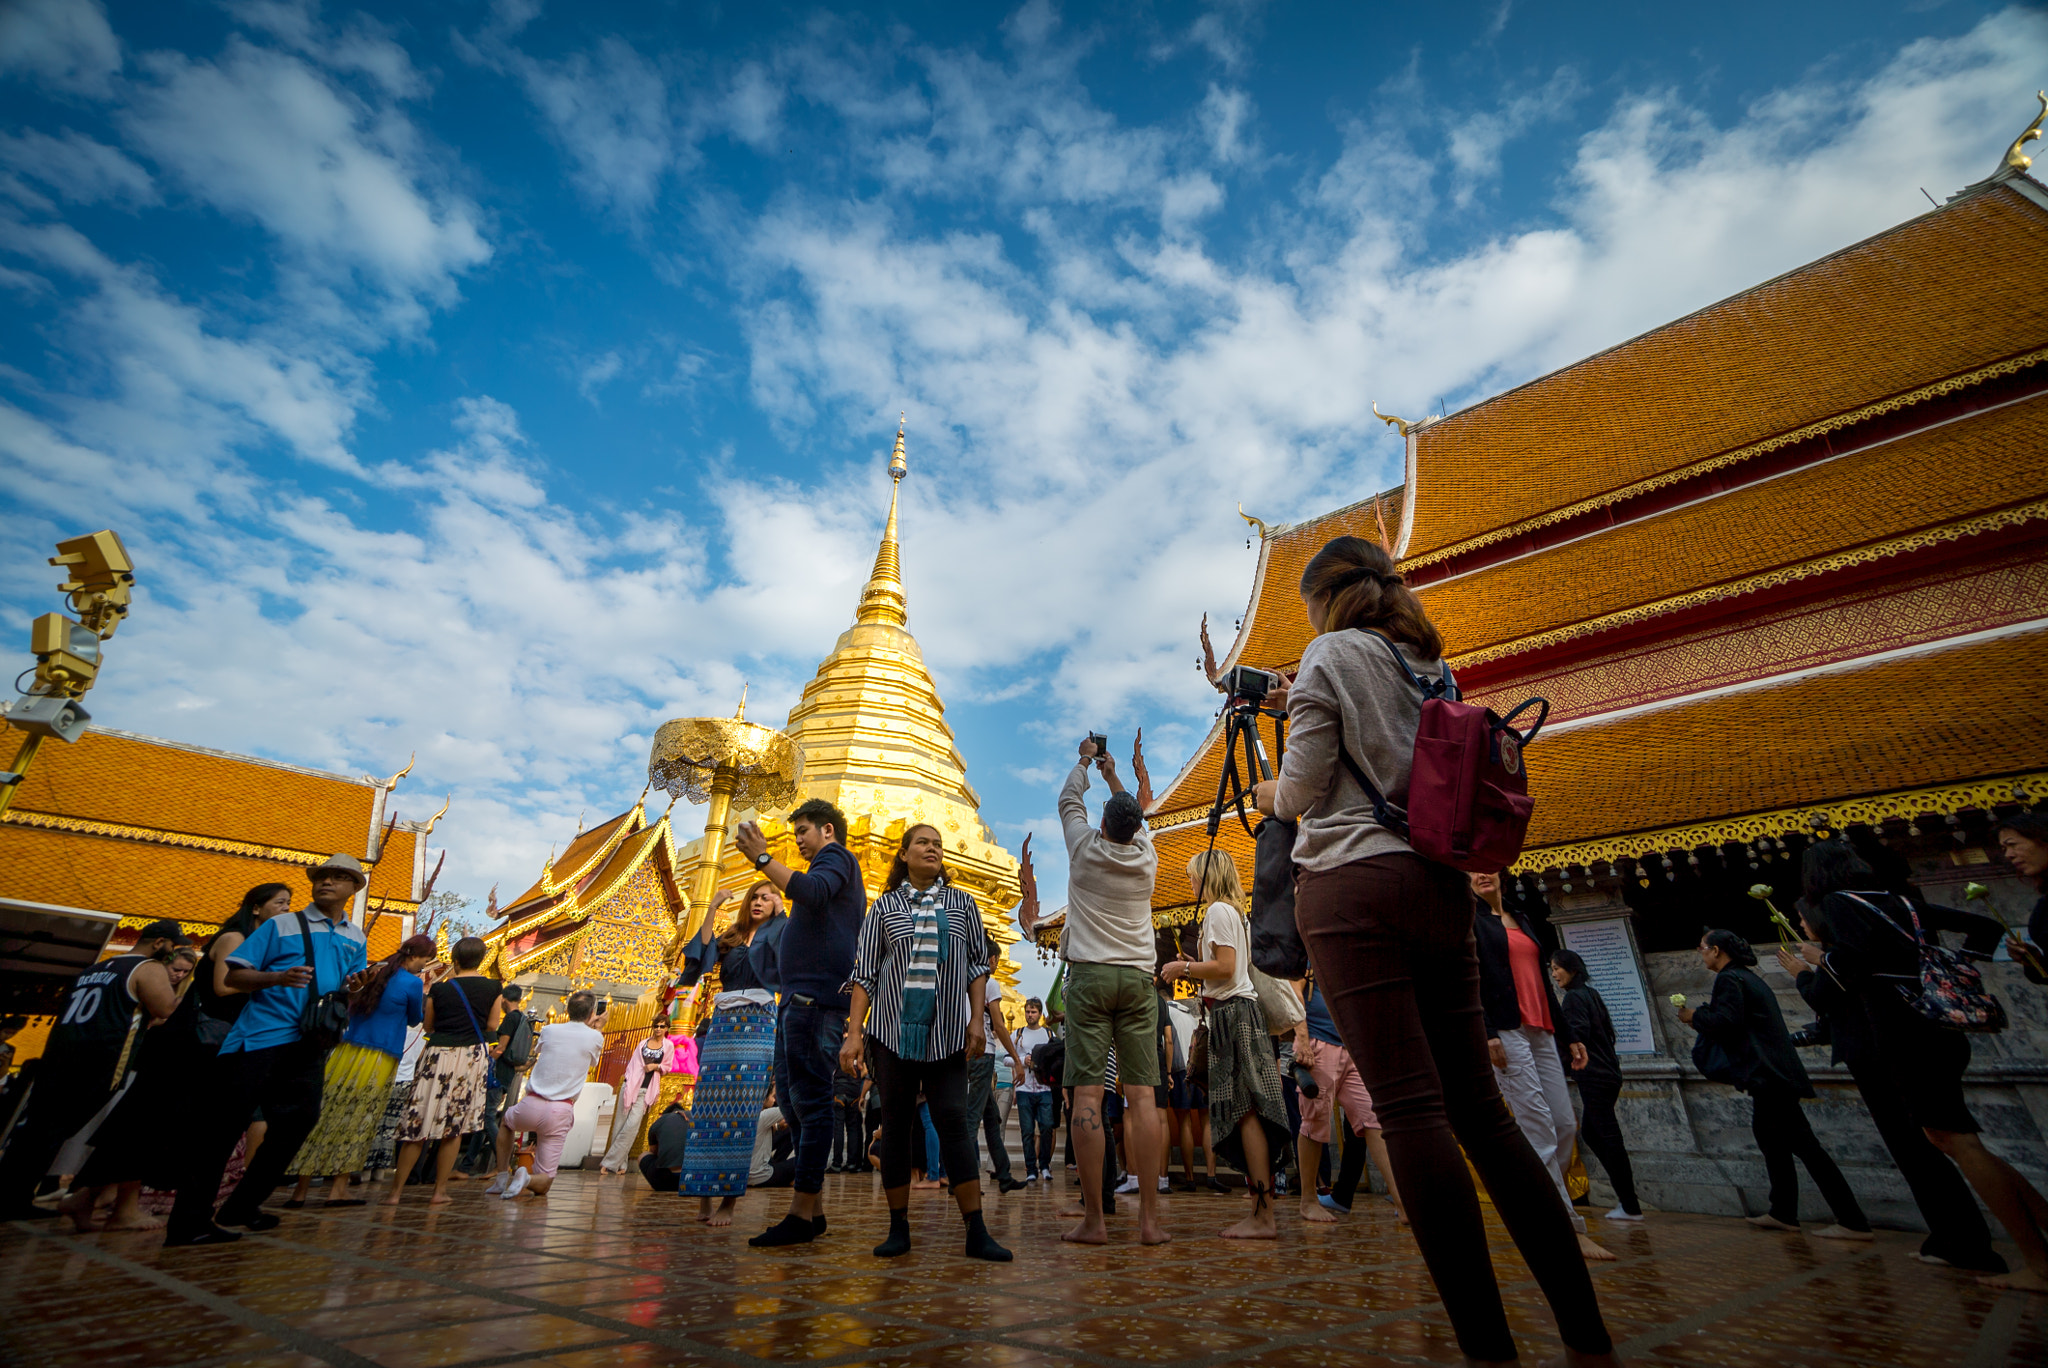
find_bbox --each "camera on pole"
[1207,667,1285,839]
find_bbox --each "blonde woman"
[1159,850,1290,1239]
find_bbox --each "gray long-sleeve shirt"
[1273,629,1448,871]
[1058,761,1158,970]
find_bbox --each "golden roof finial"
[736,682,749,720]
[857,419,910,627]
[1372,402,1416,437]
[2005,90,2047,171]
[1237,503,1269,540]
[381,752,416,790]
[423,793,452,836]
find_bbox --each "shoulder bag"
[1844,893,2007,1034]
[296,912,353,1052]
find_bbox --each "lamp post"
[646,690,803,945]
[1,530,135,819]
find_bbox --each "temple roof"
[1517,623,2048,870]
[0,726,430,948]
[500,809,639,917]
[1398,183,2048,566]
[1423,393,2048,664]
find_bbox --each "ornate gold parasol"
[648,687,803,934]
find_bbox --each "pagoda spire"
[855,415,910,628]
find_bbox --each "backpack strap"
[1336,728,1407,837]
[1354,629,1457,701]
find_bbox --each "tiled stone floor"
[2,1170,2041,1367]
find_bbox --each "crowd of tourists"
[4,530,2048,1365]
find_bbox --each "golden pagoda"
[684,419,1027,1003]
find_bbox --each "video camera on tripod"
[1207,666,1286,838]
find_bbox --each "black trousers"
[1330,1126,1371,1207]
[1576,1079,1641,1215]
[168,1039,327,1239]
[1849,1062,2000,1266]
[980,1090,1012,1180]
[867,1040,975,1192]
[1750,1089,1868,1229]
[0,1051,120,1215]
[639,1153,679,1191]
[836,1099,865,1168]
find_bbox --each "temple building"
[482,420,1025,1031]
[686,421,1026,997]
[0,725,437,1056]
[1149,134,2048,1219]
[480,802,690,1018]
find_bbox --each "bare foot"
[1577,1233,1617,1262]
[1301,1200,1337,1224]
[1139,1219,1172,1245]
[101,1214,165,1232]
[379,1194,403,1207]
[911,1179,944,1190]
[427,1191,453,1206]
[447,1171,470,1182]
[1056,1201,1086,1218]
[1221,1212,1278,1239]
[1062,1217,1108,1244]
[706,1206,735,1227]
[1978,1268,2048,1293]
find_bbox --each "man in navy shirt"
[165,854,370,1247]
[734,797,864,1246]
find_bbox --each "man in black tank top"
[0,921,187,1218]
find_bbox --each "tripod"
[1207,697,1285,841]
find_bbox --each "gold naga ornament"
[647,686,804,942]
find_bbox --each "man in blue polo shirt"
[164,854,370,1247]
[734,797,864,1247]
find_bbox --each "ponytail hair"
[351,933,436,1018]
[1701,928,1757,968]
[1298,535,1443,659]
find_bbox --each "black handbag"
[296,911,352,1052]
[1690,1033,1743,1087]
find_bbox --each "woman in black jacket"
[1798,843,2048,1292]
[1549,950,1641,1221]
[1681,928,1870,1240]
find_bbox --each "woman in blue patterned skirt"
[677,882,786,1226]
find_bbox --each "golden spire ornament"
[2004,90,2047,172]
[856,415,910,627]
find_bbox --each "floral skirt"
[367,1077,414,1171]
[290,1043,399,1177]
[398,1044,488,1142]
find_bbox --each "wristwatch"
[752,851,772,869]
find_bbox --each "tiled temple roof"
[1400,185,2048,565]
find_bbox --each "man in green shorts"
[1039,739,1166,1246]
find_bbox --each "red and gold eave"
[483,804,687,983]
[0,727,434,958]
[1148,174,2048,901]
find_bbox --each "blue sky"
[1,0,2038,994]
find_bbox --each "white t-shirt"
[1200,902,1256,1002]
[525,1021,607,1102]
[1014,1024,1052,1092]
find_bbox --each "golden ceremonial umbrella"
[648,690,803,940]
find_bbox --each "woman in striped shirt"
[839,824,1011,1262]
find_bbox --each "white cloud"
[0,0,121,97]
[120,39,488,311]
[0,128,156,206]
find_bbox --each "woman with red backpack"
[1796,841,2048,1293]
[1254,534,1616,1368]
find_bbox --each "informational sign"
[1559,917,1657,1055]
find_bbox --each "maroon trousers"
[1296,853,1612,1361]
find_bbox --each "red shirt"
[1505,923,1553,1033]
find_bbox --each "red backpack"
[1336,630,1548,873]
